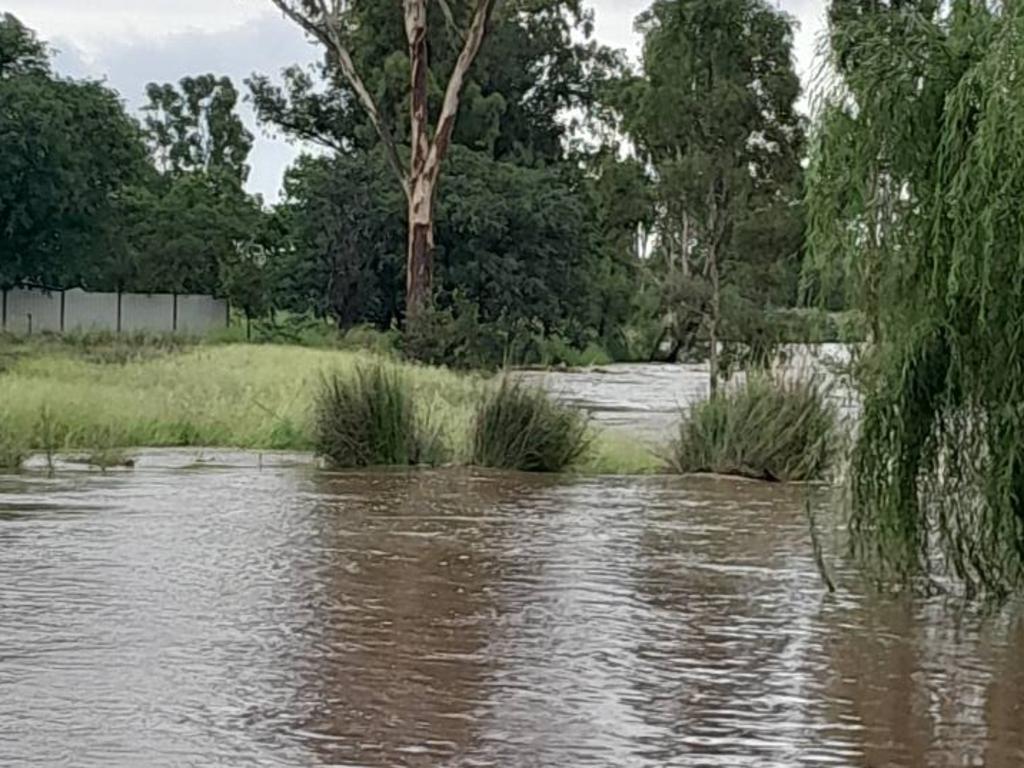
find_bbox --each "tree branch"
[269,0,410,197]
[425,0,497,179]
[436,0,465,46]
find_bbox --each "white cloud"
[5,0,273,57]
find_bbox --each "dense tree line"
[0,14,260,295]
[0,3,808,365]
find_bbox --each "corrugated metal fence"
[0,287,228,336]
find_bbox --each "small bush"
[471,377,591,473]
[338,324,400,356]
[402,297,506,370]
[670,375,838,482]
[314,364,443,467]
[529,335,613,368]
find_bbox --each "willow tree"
[808,0,1024,596]
[269,0,497,317]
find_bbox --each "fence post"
[172,293,178,333]
[60,290,66,333]
[1,288,6,331]
[27,312,32,336]
[116,290,122,334]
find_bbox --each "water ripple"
[0,458,1021,766]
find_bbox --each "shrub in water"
[471,377,590,473]
[670,375,838,482]
[314,364,440,467]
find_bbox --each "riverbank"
[0,341,661,475]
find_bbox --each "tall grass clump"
[0,418,27,471]
[670,375,838,482]
[314,364,442,468]
[471,377,591,473]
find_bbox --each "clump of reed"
[470,377,591,473]
[314,364,444,468]
[669,375,838,482]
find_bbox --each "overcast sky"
[6,0,827,201]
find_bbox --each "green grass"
[0,417,28,471]
[470,377,591,472]
[0,340,655,475]
[0,343,479,452]
[670,375,839,482]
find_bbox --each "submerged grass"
[670,375,839,482]
[471,377,591,473]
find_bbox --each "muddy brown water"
[0,358,1018,765]
[1,446,1022,767]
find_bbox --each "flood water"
[2,450,1022,767]
[521,346,854,443]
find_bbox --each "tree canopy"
[142,75,254,182]
[611,0,805,378]
[0,7,815,374]
[0,14,148,288]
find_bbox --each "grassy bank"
[0,341,659,475]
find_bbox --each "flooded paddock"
[1,451,1021,767]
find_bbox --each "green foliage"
[314,364,443,468]
[276,151,405,329]
[771,309,867,345]
[0,15,259,298]
[527,335,613,368]
[0,14,148,288]
[0,12,47,77]
[438,148,617,340]
[142,75,253,182]
[471,377,591,472]
[249,1,619,166]
[219,241,273,337]
[670,375,838,482]
[0,415,27,470]
[611,0,805,375]
[250,2,642,345]
[119,171,261,294]
[807,1,1024,595]
[401,294,503,369]
[279,145,635,350]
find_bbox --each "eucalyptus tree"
[807,0,1024,596]
[141,75,254,182]
[131,75,261,295]
[616,0,804,389]
[266,0,500,319]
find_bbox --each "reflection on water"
[0,451,1021,767]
